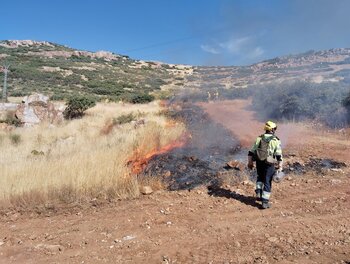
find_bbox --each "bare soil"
[1,100,349,264]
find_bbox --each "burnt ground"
[0,99,349,264]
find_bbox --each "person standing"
[247,121,283,209]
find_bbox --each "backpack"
[255,135,276,162]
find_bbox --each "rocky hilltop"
[190,48,350,90]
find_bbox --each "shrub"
[10,90,29,97]
[9,134,21,145]
[114,113,135,125]
[129,93,155,104]
[63,95,96,119]
[50,93,67,101]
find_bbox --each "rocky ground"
[0,100,349,264]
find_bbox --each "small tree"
[63,95,96,119]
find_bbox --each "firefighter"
[247,121,283,209]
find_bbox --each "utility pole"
[2,63,10,102]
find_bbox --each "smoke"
[249,80,349,128]
[197,0,350,66]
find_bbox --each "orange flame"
[127,133,189,174]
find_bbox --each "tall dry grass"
[0,101,184,208]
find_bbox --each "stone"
[330,179,342,185]
[140,186,153,195]
[226,160,245,171]
[268,237,278,243]
[122,235,135,241]
[35,243,64,253]
[15,93,64,126]
[163,170,171,177]
[242,180,254,186]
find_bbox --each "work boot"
[255,189,262,201]
[262,201,271,209]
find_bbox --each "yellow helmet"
[264,121,277,132]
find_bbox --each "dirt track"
[0,100,349,264]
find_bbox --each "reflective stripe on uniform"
[256,181,263,190]
[262,191,271,200]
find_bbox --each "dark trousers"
[256,160,275,202]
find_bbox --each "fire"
[127,133,189,174]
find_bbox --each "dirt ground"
[0,100,349,264]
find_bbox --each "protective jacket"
[248,133,283,204]
[249,133,282,163]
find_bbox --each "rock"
[0,239,4,246]
[330,179,342,185]
[35,243,64,253]
[163,170,171,177]
[15,93,64,126]
[268,237,278,243]
[140,186,153,195]
[330,168,343,173]
[242,180,254,186]
[226,160,245,171]
[234,241,241,248]
[122,235,135,241]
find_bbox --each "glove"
[247,156,254,170]
[247,162,254,170]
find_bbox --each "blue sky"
[1,0,350,66]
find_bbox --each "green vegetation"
[9,133,21,145]
[0,41,182,103]
[114,113,136,125]
[63,95,96,119]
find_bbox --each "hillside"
[189,48,350,90]
[0,40,192,101]
[1,40,350,102]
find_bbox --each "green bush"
[50,93,67,101]
[114,113,135,125]
[9,134,21,145]
[9,90,29,97]
[63,95,96,119]
[128,93,155,104]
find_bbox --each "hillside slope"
[0,40,192,101]
[190,48,350,90]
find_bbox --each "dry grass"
[0,101,185,208]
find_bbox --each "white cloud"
[201,35,265,63]
[219,37,251,54]
[200,44,220,54]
